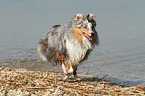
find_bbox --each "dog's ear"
[73,14,84,23]
[87,13,96,27]
[86,14,95,21]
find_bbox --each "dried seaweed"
[0,66,145,95]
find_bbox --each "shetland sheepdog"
[38,13,99,80]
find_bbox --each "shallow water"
[0,0,145,86]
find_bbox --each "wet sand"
[0,60,145,95]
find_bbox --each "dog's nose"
[91,32,95,37]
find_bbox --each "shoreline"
[0,60,145,95]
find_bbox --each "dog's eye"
[83,24,88,29]
[84,26,87,29]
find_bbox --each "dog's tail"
[38,39,48,61]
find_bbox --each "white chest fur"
[66,36,93,62]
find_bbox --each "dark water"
[0,0,145,86]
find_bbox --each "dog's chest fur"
[65,30,93,62]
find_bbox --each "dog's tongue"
[84,34,93,40]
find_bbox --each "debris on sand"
[0,67,145,95]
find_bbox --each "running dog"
[38,13,99,80]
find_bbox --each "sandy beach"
[0,60,145,95]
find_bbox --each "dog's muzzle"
[83,32,95,41]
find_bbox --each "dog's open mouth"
[83,32,93,40]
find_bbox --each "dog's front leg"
[61,61,69,80]
[67,61,73,74]
[61,60,67,74]
[62,60,74,80]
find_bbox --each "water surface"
[0,0,145,86]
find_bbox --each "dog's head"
[86,13,99,45]
[73,14,96,41]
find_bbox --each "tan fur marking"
[73,27,91,43]
[74,20,77,23]
[91,24,93,27]
[89,15,95,21]
[81,16,84,19]
[73,27,84,43]
[84,24,87,27]
[89,16,93,19]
